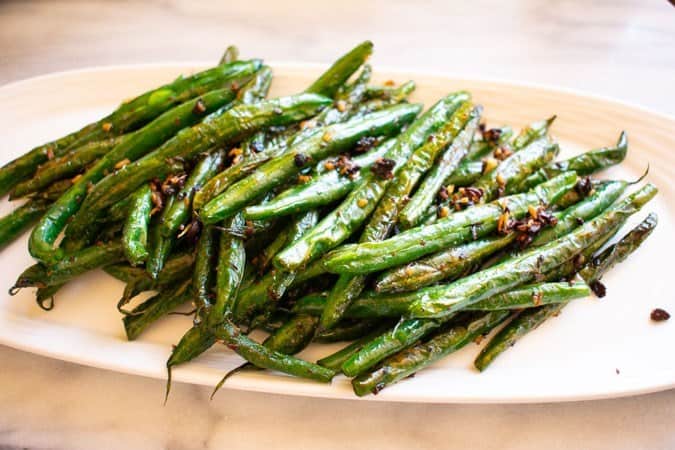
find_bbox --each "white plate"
[0,64,673,403]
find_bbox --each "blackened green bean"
[193,226,219,314]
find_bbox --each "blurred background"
[2,0,674,113]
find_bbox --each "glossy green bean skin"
[213,318,335,382]
[0,199,50,250]
[314,319,385,343]
[375,180,626,293]
[316,325,390,371]
[123,279,193,340]
[306,41,373,98]
[11,137,124,198]
[477,139,559,199]
[0,60,262,197]
[407,183,657,318]
[374,234,515,293]
[122,184,153,266]
[208,214,247,328]
[341,318,445,377]
[108,252,195,302]
[339,184,656,376]
[243,140,394,220]
[201,104,422,223]
[322,172,577,275]
[443,117,555,188]
[193,226,219,313]
[320,102,476,330]
[29,84,247,264]
[352,311,510,396]
[159,152,225,243]
[517,131,628,192]
[475,209,657,371]
[293,282,589,318]
[233,211,319,326]
[262,314,320,354]
[14,240,126,289]
[397,105,481,229]
[579,211,658,287]
[275,93,469,272]
[67,94,332,240]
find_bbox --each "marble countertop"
[1,1,674,449]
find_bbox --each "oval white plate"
[0,64,673,403]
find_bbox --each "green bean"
[340,184,655,376]
[517,131,628,192]
[306,41,373,98]
[262,314,320,354]
[65,94,332,245]
[314,319,385,343]
[208,214,247,328]
[0,199,50,250]
[13,240,126,290]
[477,138,559,199]
[220,46,239,65]
[275,92,470,272]
[341,318,445,377]
[474,209,657,371]
[10,138,124,199]
[233,211,319,325]
[322,172,577,274]
[352,311,510,396]
[113,253,195,309]
[375,180,627,293]
[212,318,335,383]
[317,325,391,372]
[122,184,153,266]
[320,102,477,330]
[243,140,394,220]
[145,195,177,279]
[29,83,250,264]
[579,211,658,293]
[123,279,193,340]
[407,183,657,319]
[200,103,421,223]
[193,226,219,314]
[397,105,481,229]
[294,281,590,318]
[443,117,555,188]
[165,322,217,401]
[363,81,416,102]
[162,151,226,237]
[0,60,262,197]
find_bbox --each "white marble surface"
[1,1,674,449]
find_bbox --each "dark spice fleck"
[575,176,593,197]
[575,217,585,226]
[372,158,396,179]
[161,173,187,196]
[354,136,379,153]
[650,308,670,322]
[437,185,450,201]
[294,153,311,168]
[589,280,607,297]
[335,154,361,179]
[192,98,207,114]
[483,127,502,143]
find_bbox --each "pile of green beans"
[0,41,658,399]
